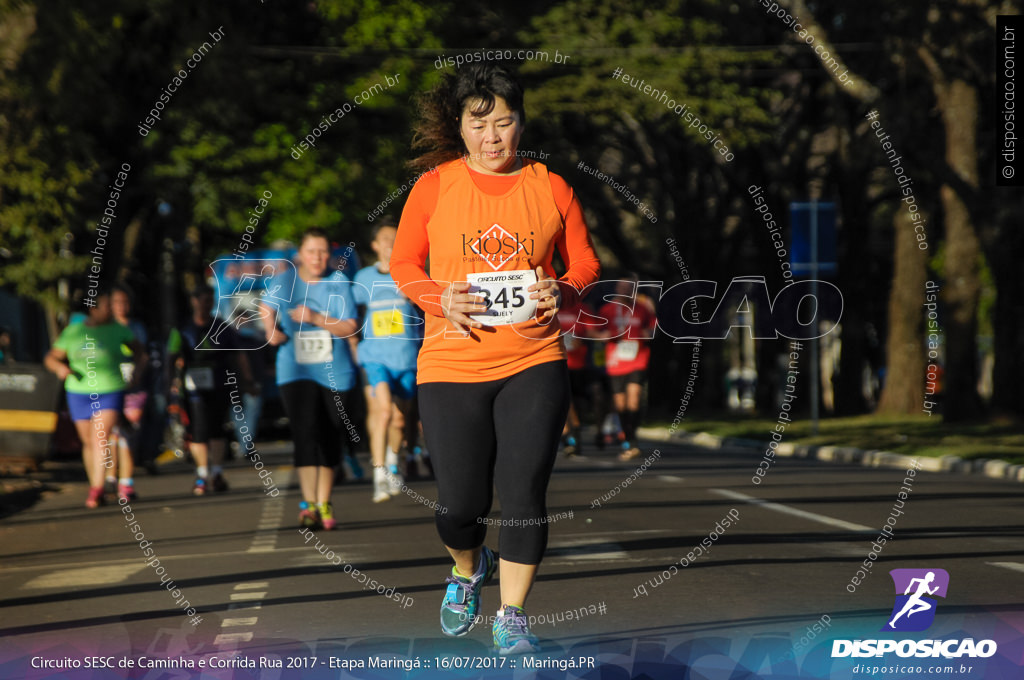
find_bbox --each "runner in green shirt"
[45,288,143,508]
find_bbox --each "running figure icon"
[888,571,939,628]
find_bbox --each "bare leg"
[297,465,319,502]
[74,419,103,488]
[190,441,209,469]
[364,383,393,468]
[387,402,404,454]
[498,558,537,609]
[116,424,134,480]
[93,410,119,481]
[625,382,643,412]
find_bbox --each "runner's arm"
[44,347,72,381]
[550,174,601,311]
[260,303,288,346]
[391,173,446,317]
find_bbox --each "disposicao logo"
[883,568,949,632]
[832,568,998,659]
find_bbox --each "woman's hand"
[267,326,288,347]
[44,349,72,381]
[288,305,321,326]
[441,281,488,335]
[529,265,561,325]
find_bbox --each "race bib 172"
[295,329,333,364]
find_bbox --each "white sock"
[196,466,209,479]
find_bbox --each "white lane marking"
[548,537,629,561]
[712,488,873,532]
[0,543,419,575]
[557,530,668,537]
[658,475,684,482]
[213,633,254,645]
[221,617,259,627]
[293,552,360,567]
[23,564,146,589]
[228,603,262,610]
[544,531,673,564]
[216,470,291,647]
[229,592,266,601]
[246,469,291,554]
[988,562,1024,574]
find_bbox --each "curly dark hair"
[409,62,525,173]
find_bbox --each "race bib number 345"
[466,269,538,327]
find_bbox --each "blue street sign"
[790,201,837,275]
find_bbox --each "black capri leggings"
[279,380,349,468]
[418,360,570,565]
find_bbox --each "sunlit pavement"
[1,438,1022,677]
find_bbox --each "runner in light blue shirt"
[261,228,359,530]
[353,220,428,502]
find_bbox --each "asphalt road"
[1,437,1022,679]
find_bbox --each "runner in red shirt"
[594,275,657,460]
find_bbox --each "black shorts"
[186,390,233,444]
[609,370,647,395]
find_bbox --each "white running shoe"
[387,464,404,495]
[373,466,391,503]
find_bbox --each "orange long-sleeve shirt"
[391,158,601,384]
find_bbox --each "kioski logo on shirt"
[883,568,949,632]
[462,223,535,270]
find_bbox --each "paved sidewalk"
[638,426,1024,483]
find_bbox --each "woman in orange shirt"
[391,63,600,655]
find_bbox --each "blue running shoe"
[298,501,321,529]
[440,546,496,636]
[493,604,540,655]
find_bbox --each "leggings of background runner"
[418,360,570,565]
[279,380,347,469]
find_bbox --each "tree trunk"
[877,209,928,414]
[986,211,1024,419]
[934,78,983,421]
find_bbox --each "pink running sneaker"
[85,486,105,508]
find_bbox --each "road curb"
[637,427,1024,484]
